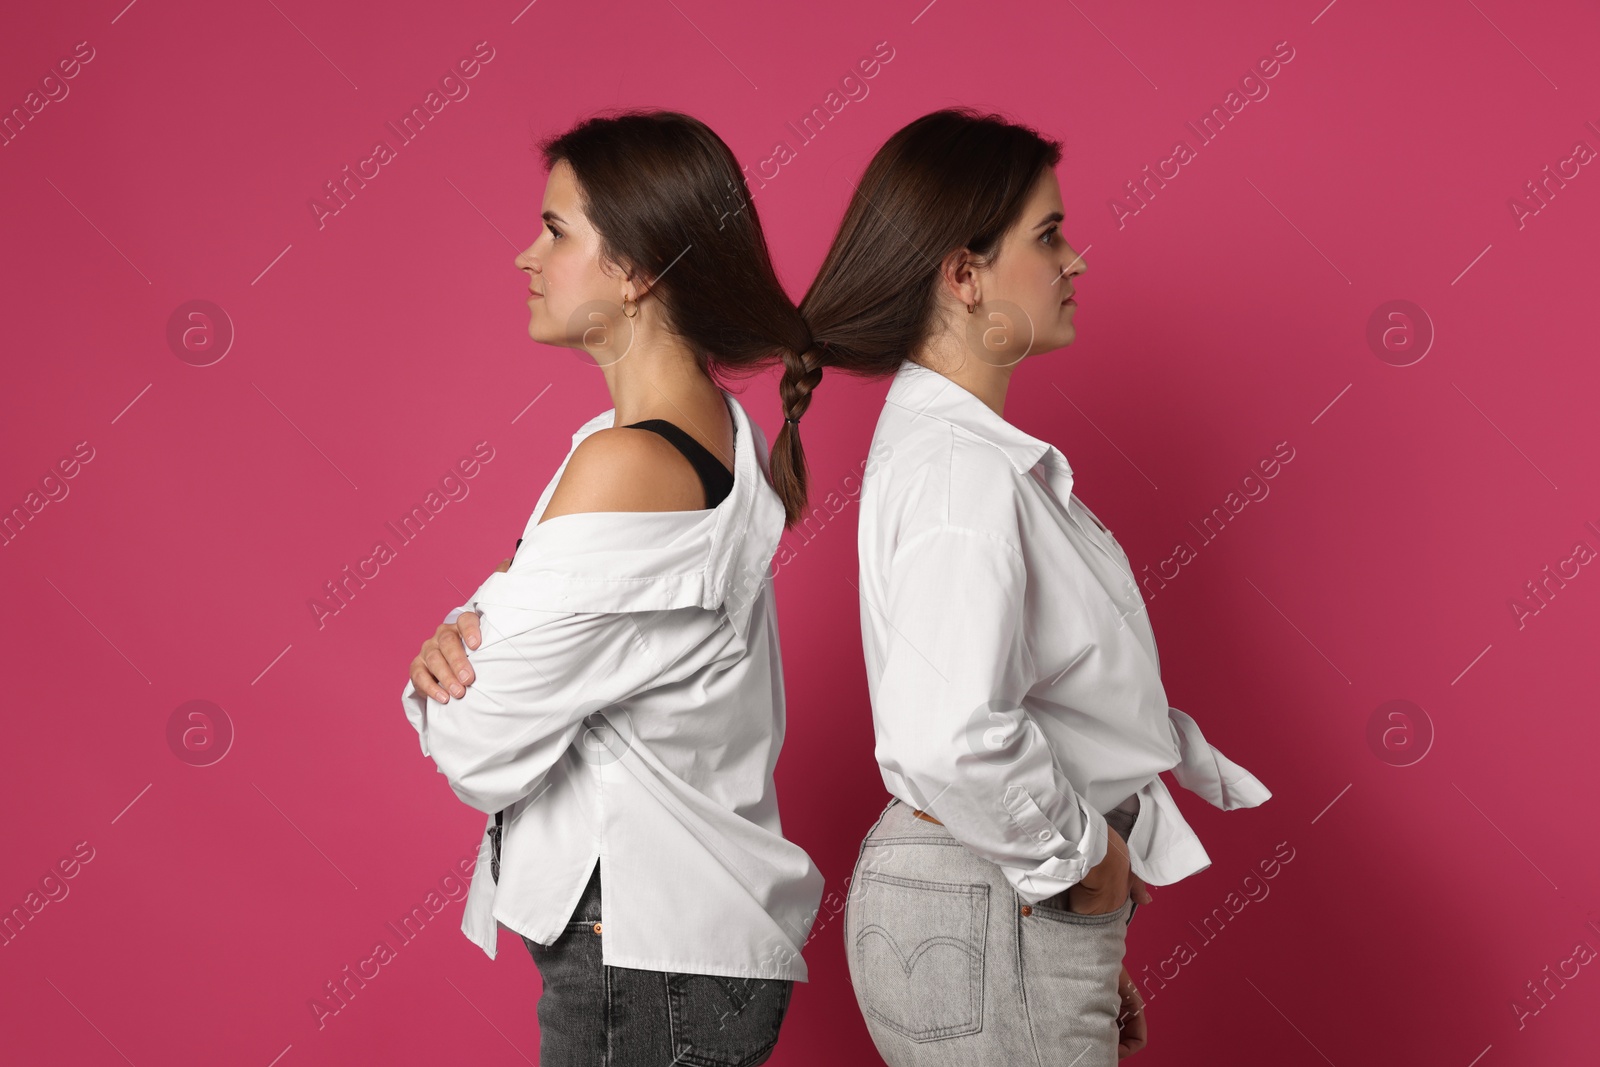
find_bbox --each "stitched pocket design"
[851,872,988,1042]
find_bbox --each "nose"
[1062,242,1087,281]
[515,243,541,275]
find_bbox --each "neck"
[914,327,1017,417]
[595,329,718,426]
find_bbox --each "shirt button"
[592,922,603,935]
[1037,829,1052,841]
[1020,905,1033,917]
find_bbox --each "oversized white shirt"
[401,392,824,980]
[858,360,1272,903]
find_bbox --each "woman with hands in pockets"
[401,111,823,1067]
[766,109,1273,1065]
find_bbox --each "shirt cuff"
[998,785,1110,904]
[1167,706,1272,810]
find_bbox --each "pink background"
[4,0,1598,1064]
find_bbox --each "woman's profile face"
[972,167,1086,365]
[515,160,635,362]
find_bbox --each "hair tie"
[785,416,802,425]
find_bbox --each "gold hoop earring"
[622,298,638,318]
[966,302,976,314]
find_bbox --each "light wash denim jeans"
[522,862,793,1067]
[844,797,1139,1066]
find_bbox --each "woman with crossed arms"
[402,110,822,1067]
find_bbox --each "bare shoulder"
[539,427,703,522]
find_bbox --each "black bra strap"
[622,419,735,509]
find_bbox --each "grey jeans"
[844,798,1138,1067]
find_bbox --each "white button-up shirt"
[402,392,824,980]
[857,360,1272,903]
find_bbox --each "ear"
[621,266,662,307]
[938,247,982,308]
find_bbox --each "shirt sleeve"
[871,525,1110,904]
[400,594,660,815]
[441,539,523,625]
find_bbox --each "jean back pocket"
[665,971,792,1067]
[851,872,988,1042]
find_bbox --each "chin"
[525,315,555,345]
[1028,331,1072,358]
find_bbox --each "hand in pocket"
[1067,826,1143,914]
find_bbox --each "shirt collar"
[469,392,784,641]
[883,359,1065,477]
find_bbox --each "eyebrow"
[542,210,568,224]
[1034,211,1064,229]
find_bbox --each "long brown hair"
[538,110,814,523]
[769,108,1062,521]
